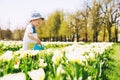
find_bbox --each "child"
[22,12,44,50]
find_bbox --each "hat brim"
[30,17,44,21]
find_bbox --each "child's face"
[31,18,44,27]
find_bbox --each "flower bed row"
[0,41,72,52]
[0,42,113,80]
[0,41,22,52]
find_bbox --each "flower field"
[0,41,114,80]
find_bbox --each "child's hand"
[36,38,41,45]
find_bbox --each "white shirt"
[23,23,37,50]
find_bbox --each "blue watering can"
[33,44,44,50]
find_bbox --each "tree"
[80,4,90,42]
[5,29,12,40]
[101,0,120,42]
[90,0,102,42]
[66,11,84,42]
[66,13,75,41]
[36,20,46,40]
[46,10,63,41]
[12,29,25,40]
[59,20,70,41]
[73,11,83,42]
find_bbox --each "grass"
[104,43,120,80]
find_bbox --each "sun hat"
[30,12,44,21]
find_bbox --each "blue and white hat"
[30,12,44,21]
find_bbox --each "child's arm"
[28,32,41,44]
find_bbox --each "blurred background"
[0,0,120,42]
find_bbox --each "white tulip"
[52,50,63,65]
[0,51,13,61]
[0,72,26,80]
[57,64,65,76]
[14,61,20,69]
[65,52,87,64]
[87,76,92,80]
[30,50,39,56]
[28,68,45,80]
[39,59,47,67]
[87,52,96,61]
[19,50,29,58]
